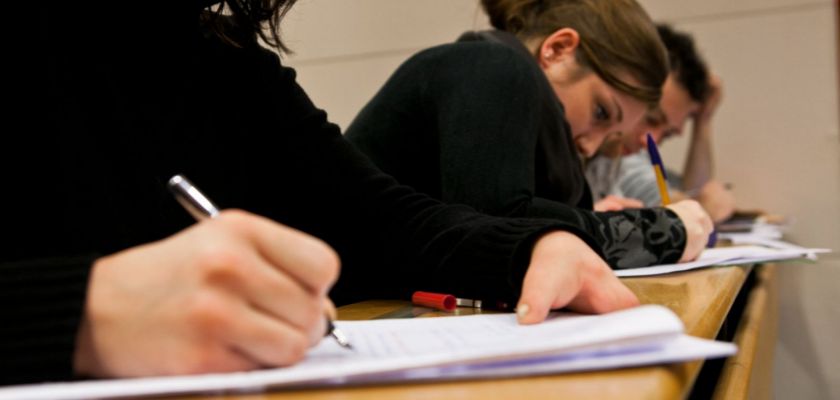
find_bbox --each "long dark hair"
[203,0,298,53]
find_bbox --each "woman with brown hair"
[347,0,713,270]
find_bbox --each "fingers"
[191,212,334,362]
[217,210,340,295]
[517,231,640,325]
[666,200,713,262]
[517,253,581,325]
[180,347,260,375]
[223,303,312,367]
[186,291,311,369]
[215,251,327,344]
[568,271,640,314]
[698,181,736,223]
[517,232,585,324]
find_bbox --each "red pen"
[411,291,513,312]
[411,291,457,311]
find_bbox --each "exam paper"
[0,305,734,400]
[615,244,832,277]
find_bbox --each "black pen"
[167,174,353,350]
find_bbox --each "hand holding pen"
[168,175,353,350]
[74,179,345,378]
[646,134,714,262]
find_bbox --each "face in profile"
[550,67,648,158]
[537,29,649,159]
[621,74,701,155]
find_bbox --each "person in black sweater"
[0,0,639,384]
[346,0,713,268]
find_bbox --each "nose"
[577,132,609,158]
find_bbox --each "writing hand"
[666,200,713,262]
[73,210,340,377]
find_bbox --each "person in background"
[346,0,713,270]
[586,24,736,222]
[1,0,641,384]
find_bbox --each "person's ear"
[538,28,580,68]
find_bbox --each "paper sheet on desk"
[0,305,735,400]
[615,244,832,277]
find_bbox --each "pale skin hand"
[593,195,644,212]
[73,210,340,378]
[516,231,640,324]
[695,181,736,223]
[665,200,713,262]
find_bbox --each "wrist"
[73,257,112,377]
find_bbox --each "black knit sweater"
[1,5,619,384]
[346,30,687,271]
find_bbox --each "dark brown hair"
[481,0,669,107]
[203,0,298,53]
[657,24,710,102]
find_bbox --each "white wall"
[283,0,489,130]
[284,1,840,397]
[637,1,840,398]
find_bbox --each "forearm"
[0,255,95,384]
[682,118,714,192]
[526,198,686,269]
[297,133,604,305]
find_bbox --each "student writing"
[2,0,639,384]
[346,0,713,269]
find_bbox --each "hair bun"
[480,0,542,33]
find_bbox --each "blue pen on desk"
[167,174,354,349]
[645,134,716,247]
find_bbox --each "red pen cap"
[411,291,456,312]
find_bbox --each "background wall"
[283,1,840,397]
[636,1,840,398]
[282,0,489,129]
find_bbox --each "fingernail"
[516,303,530,320]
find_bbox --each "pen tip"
[330,328,354,350]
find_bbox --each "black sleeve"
[423,45,547,216]
[241,57,609,305]
[0,256,94,385]
[413,46,687,268]
[527,199,687,268]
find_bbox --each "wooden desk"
[174,264,776,400]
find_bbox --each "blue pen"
[646,134,716,247]
[646,133,671,205]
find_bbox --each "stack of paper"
[615,242,831,278]
[0,305,735,400]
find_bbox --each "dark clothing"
[2,6,611,384]
[346,30,687,270]
[349,31,590,212]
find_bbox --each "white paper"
[0,305,733,400]
[370,334,735,382]
[615,244,831,277]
